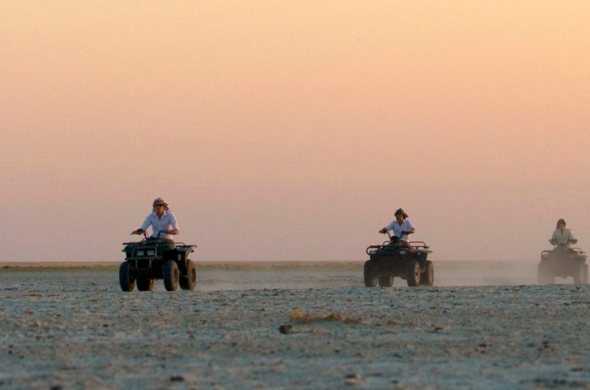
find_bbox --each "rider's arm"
[568,230,577,243]
[140,215,152,231]
[132,215,152,235]
[166,213,179,235]
[380,220,396,234]
[404,220,415,235]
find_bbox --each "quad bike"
[538,240,588,284]
[364,232,434,287]
[119,232,198,292]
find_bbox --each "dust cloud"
[0,260,555,288]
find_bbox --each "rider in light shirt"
[379,208,415,246]
[550,218,577,248]
[131,198,179,241]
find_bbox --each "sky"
[1,0,589,262]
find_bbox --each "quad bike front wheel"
[163,260,180,291]
[378,276,394,287]
[137,276,155,291]
[420,260,434,286]
[537,262,554,285]
[407,260,421,287]
[574,268,582,284]
[119,262,135,292]
[364,260,378,287]
[573,264,588,284]
[179,260,197,290]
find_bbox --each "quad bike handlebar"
[551,239,579,246]
[380,231,412,239]
[131,229,148,238]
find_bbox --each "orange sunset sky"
[1,1,589,262]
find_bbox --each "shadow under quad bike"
[538,241,588,285]
[119,233,198,292]
[364,233,434,287]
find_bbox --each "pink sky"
[1,1,589,262]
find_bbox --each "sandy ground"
[1,262,590,389]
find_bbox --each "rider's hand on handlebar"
[131,229,145,235]
[379,228,387,234]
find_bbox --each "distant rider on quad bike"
[379,208,415,248]
[131,198,179,242]
[550,218,577,249]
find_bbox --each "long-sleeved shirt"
[385,219,414,241]
[552,228,575,246]
[140,211,179,240]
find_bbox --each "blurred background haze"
[1,0,589,262]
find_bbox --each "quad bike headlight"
[147,250,155,256]
[136,251,145,256]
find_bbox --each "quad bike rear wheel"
[137,276,155,291]
[119,262,135,292]
[163,260,180,291]
[179,260,197,290]
[407,260,421,287]
[420,260,434,286]
[378,276,394,287]
[364,260,378,287]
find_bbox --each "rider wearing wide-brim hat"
[379,208,415,246]
[550,218,577,248]
[131,198,179,242]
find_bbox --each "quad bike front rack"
[409,241,429,249]
[543,248,586,256]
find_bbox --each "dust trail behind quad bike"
[181,260,546,289]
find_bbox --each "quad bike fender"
[173,246,196,273]
[412,249,432,270]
